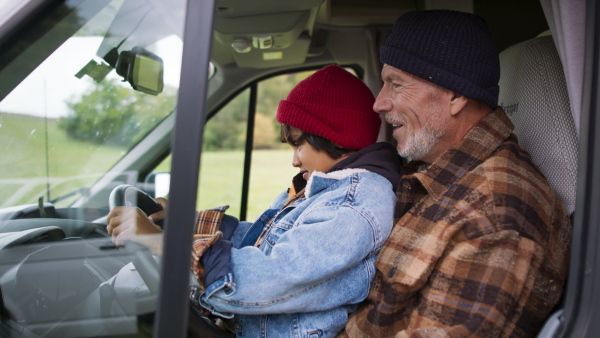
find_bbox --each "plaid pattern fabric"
[342,108,572,338]
[191,205,228,290]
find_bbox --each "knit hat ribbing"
[276,65,380,150]
[381,10,500,108]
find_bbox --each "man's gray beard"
[398,122,445,163]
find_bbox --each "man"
[340,10,571,338]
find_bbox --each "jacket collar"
[412,107,514,198]
[305,168,369,198]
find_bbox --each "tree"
[202,89,249,151]
[60,79,176,147]
[252,112,278,149]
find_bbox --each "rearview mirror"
[115,47,164,95]
[145,171,171,198]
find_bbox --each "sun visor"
[215,0,325,18]
[213,0,324,68]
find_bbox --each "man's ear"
[449,92,468,116]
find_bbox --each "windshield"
[0,0,191,336]
[0,0,183,209]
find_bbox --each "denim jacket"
[199,143,400,337]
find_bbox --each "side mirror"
[115,47,164,95]
[145,172,171,198]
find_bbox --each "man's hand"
[107,205,164,246]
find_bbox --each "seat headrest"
[498,35,578,214]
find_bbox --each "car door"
[547,1,600,337]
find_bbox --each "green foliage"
[59,79,176,147]
[202,89,249,151]
[253,112,278,149]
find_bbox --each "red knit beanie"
[276,65,380,150]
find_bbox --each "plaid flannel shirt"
[341,108,572,338]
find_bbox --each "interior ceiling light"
[232,38,251,53]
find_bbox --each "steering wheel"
[109,184,164,228]
[107,184,233,337]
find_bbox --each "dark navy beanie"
[381,10,500,108]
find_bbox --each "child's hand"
[107,206,164,246]
[148,197,168,224]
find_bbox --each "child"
[191,65,402,337]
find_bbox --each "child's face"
[289,129,340,181]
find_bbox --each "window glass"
[152,89,250,217]
[0,0,186,336]
[197,89,250,216]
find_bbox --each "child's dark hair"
[279,124,356,159]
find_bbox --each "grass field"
[0,112,296,220]
[0,113,126,207]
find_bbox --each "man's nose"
[373,90,392,114]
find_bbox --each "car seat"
[498,34,578,215]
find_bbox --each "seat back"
[498,35,578,214]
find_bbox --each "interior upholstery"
[498,35,578,214]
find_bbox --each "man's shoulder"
[478,136,553,196]
[463,136,568,240]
